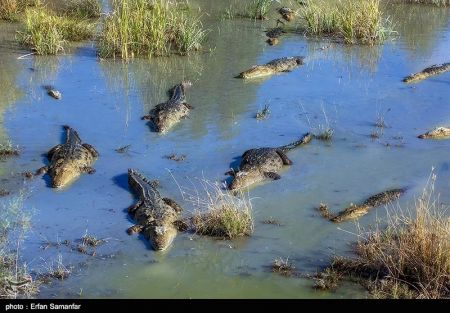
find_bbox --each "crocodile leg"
[35,166,48,176]
[82,167,96,174]
[128,201,143,215]
[126,224,144,235]
[162,198,183,213]
[184,103,194,109]
[82,143,99,158]
[225,169,238,176]
[141,115,152,120]
[264,172,281,180]
[276,150,293,165]
[47,144,63,160]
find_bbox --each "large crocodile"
[278,7,295,22]
[403,63,450,83]
[227,133,312,190]
[126,169,183,251]
[36,126,98,188]
[418,127,450,139]
[236,57,304,79]
[142,81,193,133]
[317,188,405,223]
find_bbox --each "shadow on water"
[113,173,130,192]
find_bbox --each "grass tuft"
[298,0,394,45]
[271,257,296,277]
[0,141,19,157]
[256,104,271,120]
[16,4,96,55]
[329,170,450,298]
[98,0,208,59]
[0,0,36,22]
[176,178,254,239]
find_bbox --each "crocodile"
[278,7,295,22]
[236,57,304,79]
[126,169,183,251]
[265,24,286,46]
[227,133,312,190]
[142,81,193,133]
[317,188,406,223]
[36,126,98,188]
[403,63,450,83]
[44,85,62,100]
[418,127,450,139]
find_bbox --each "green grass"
[177,178,254,239]
[16,4,96,55]
[242,0,273,20]
[298,0,394,45]
[328,172,450,298]
[0,0,36,21]
[98,0,208,59]
[0,195,37,299]
[404,0,450,6]
[64,0,101,19]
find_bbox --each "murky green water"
[0,1,449,298]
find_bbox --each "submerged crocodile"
[265,24,286,46]
[36,126,98,188]
[44,85,61,100]
[403,63,450,83]
[142,81,193,133]
[236,57,304,79]
[318,188,406,223]
[418,127,450,139]
[227,133,312,190]
[127,169,183,251]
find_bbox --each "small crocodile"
[278,7,295,22]
[403,63,450,83]
[44,85,62,100]
[317,188,406,223]
[36,126,98,188]
[126,169,183,251]
[236,57,304,79]
[142,81,193,133]
[227,133,312,190]
[418,127,450,139]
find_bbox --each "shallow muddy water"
[0,1,450,298]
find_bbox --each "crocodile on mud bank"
[142,81,193,133]
[403,63,450,83]
[317,188,406,223]
[418,127,450,139]
[35,126,98,188]
[235,57,304,79]
[226,133,312,190]
[126,169,183,251]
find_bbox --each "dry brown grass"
[173,176,254,239]
[331,171,449,298]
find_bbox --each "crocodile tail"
[63,125,82,144]
[279,132,312,152]
[128,168,156,187]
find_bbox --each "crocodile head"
[228,170,262,190]
[51,161,81,188]
[293,56,304,65]
[143,224,177,251]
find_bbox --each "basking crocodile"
[227,133,312,190]
[403,63,450,83]
[418,127,450,139]
[318,188,405,223]
[127,169,183,251]
[236,57,304,79]
[265,24,285,46]
[142,81,193,133]
[36,126,98,188]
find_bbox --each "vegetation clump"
[98,0,207,59]
[325,172,450,298]
[16,3,97,55]
[0,141,19,157]
[179,179,254,239]
[404,0,449,6]
[298,0,393,45]
[271,257,296,277]
[0,0,36,21]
